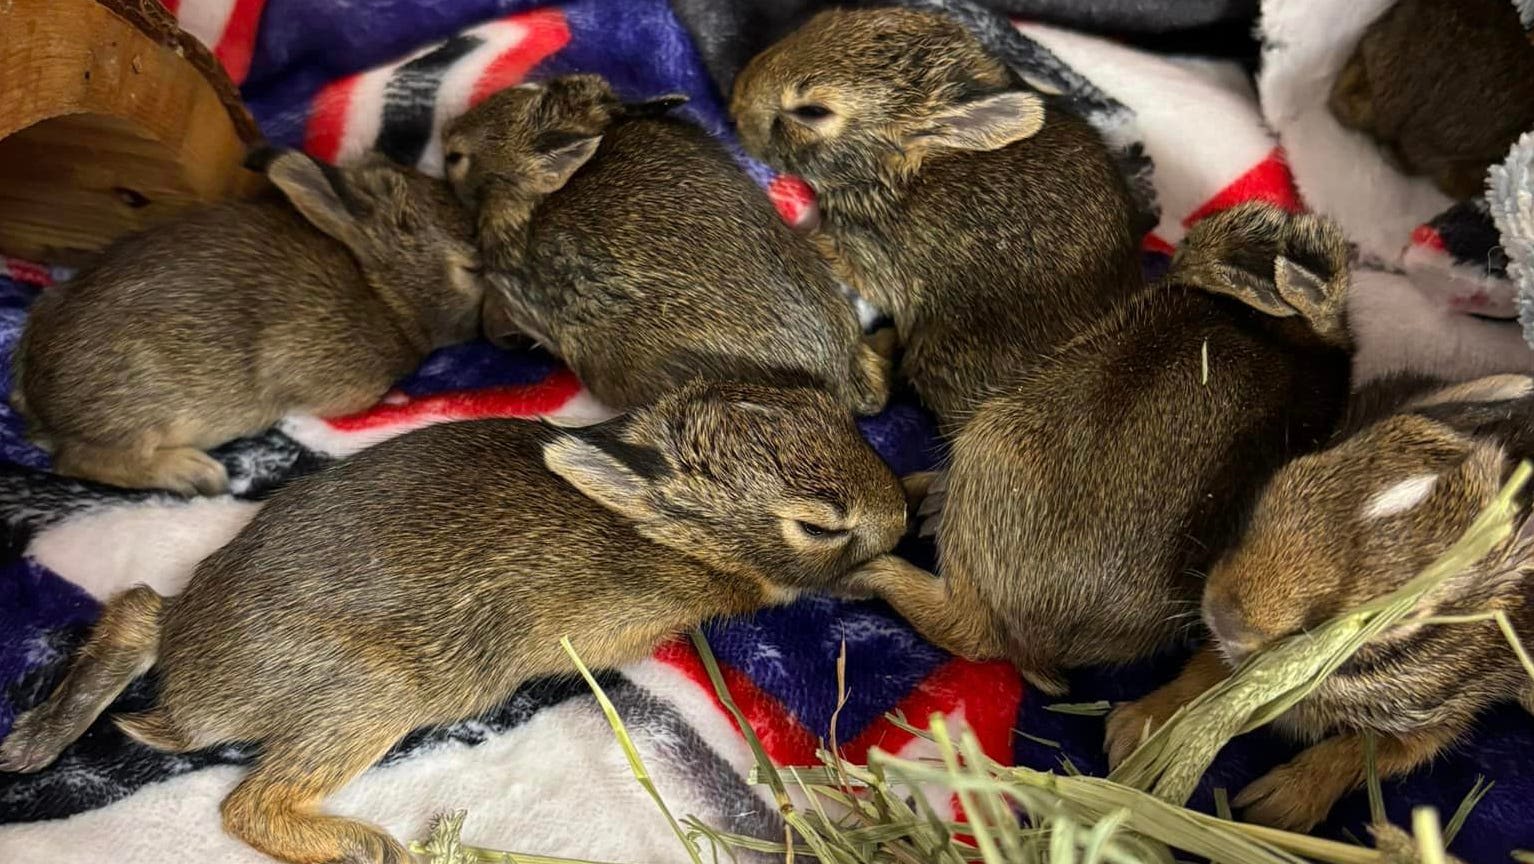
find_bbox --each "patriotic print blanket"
[2,1,1534,862]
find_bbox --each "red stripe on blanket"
[5,257,52,288]
[654,640,822,765]
[1183,147,1303,227]
[840,658,1021,764]
[657,639,1022,773]
[305,74,363,163]
[1411,224,1447,252]
[159,0,181,14]
[213,0,266,85]
[322,368,583,431]
[1142,233,1176,256]
[768,175,818,229]
[469,8,572,107]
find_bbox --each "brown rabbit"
[1329,0,1534,199]
[731,6,1143,429]
[850,203,1355,694]
[0,379,907,864]
[441,73,890,415]
[12,150,484,496]
[1105,372,1534,831]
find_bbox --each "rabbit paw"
[334,831,408,864]
[1234,760,1338,832]
[0,709,65,773]
[900,470,946,538]
[1103,697,1172,769]
[153,448,231,497]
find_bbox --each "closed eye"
[796,520,849,540]
[788,104,833,122]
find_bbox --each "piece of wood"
[0,0,266,265]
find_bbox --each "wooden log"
[0,0,266,265]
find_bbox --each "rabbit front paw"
[1234,758,1340,832]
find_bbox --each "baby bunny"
[1329,0,1534,199]
[13,150,483,496]
[1106,372,1534,832]
[851,203,1355,694]
[0,380,907,864]
[731,6,1143,428]
[441,73,890,415]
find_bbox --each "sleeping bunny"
[1107,372,1534,831]
[442,73,890,415]
[0,379,907,864]
[13,150,484,496]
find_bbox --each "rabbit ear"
[620,93,689,119]
[907,91,1045,152]
[265,150,371,253]
[531,132,603,194]
[1272,255,1331,318]
[543,430,665,522]
[1195,264,1301,319]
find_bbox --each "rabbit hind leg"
[52,433,228,496]
[221,719,415,864]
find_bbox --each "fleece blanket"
[1259,0,1534,376]
[2,1,1534,862]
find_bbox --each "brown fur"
[1329,0,1534,198]
[443,74,889,415]
[0,380,906,864]
[12,151,483,496]
[1107,373,1534,830]
[731,6,1142,429]
[850,204,1355,694]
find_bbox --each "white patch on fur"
[1362,474,1439,520]
[1257,0,1454,266]
[27,498,261,600]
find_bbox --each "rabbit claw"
[900,470,947,538]
[1103,700,1159,770]
[0,710,64,773]
[1234,760,1335,833]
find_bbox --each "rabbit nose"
[861,510,907,555]
[1203,600,1262,659]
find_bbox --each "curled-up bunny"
[851,204,1355,694]
[0,380,907,864]
[731,6,1143,428]
[442,73,890,414]
[1329,0,1534,199]
[13,151,483,496]
[1106,372,1534,831]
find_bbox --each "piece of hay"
[415,464,1533,864]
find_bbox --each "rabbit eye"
[796,520,848,540]
[445,152,466,167]
[788,104,833,122]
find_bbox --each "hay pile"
[412,465,1534,864]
